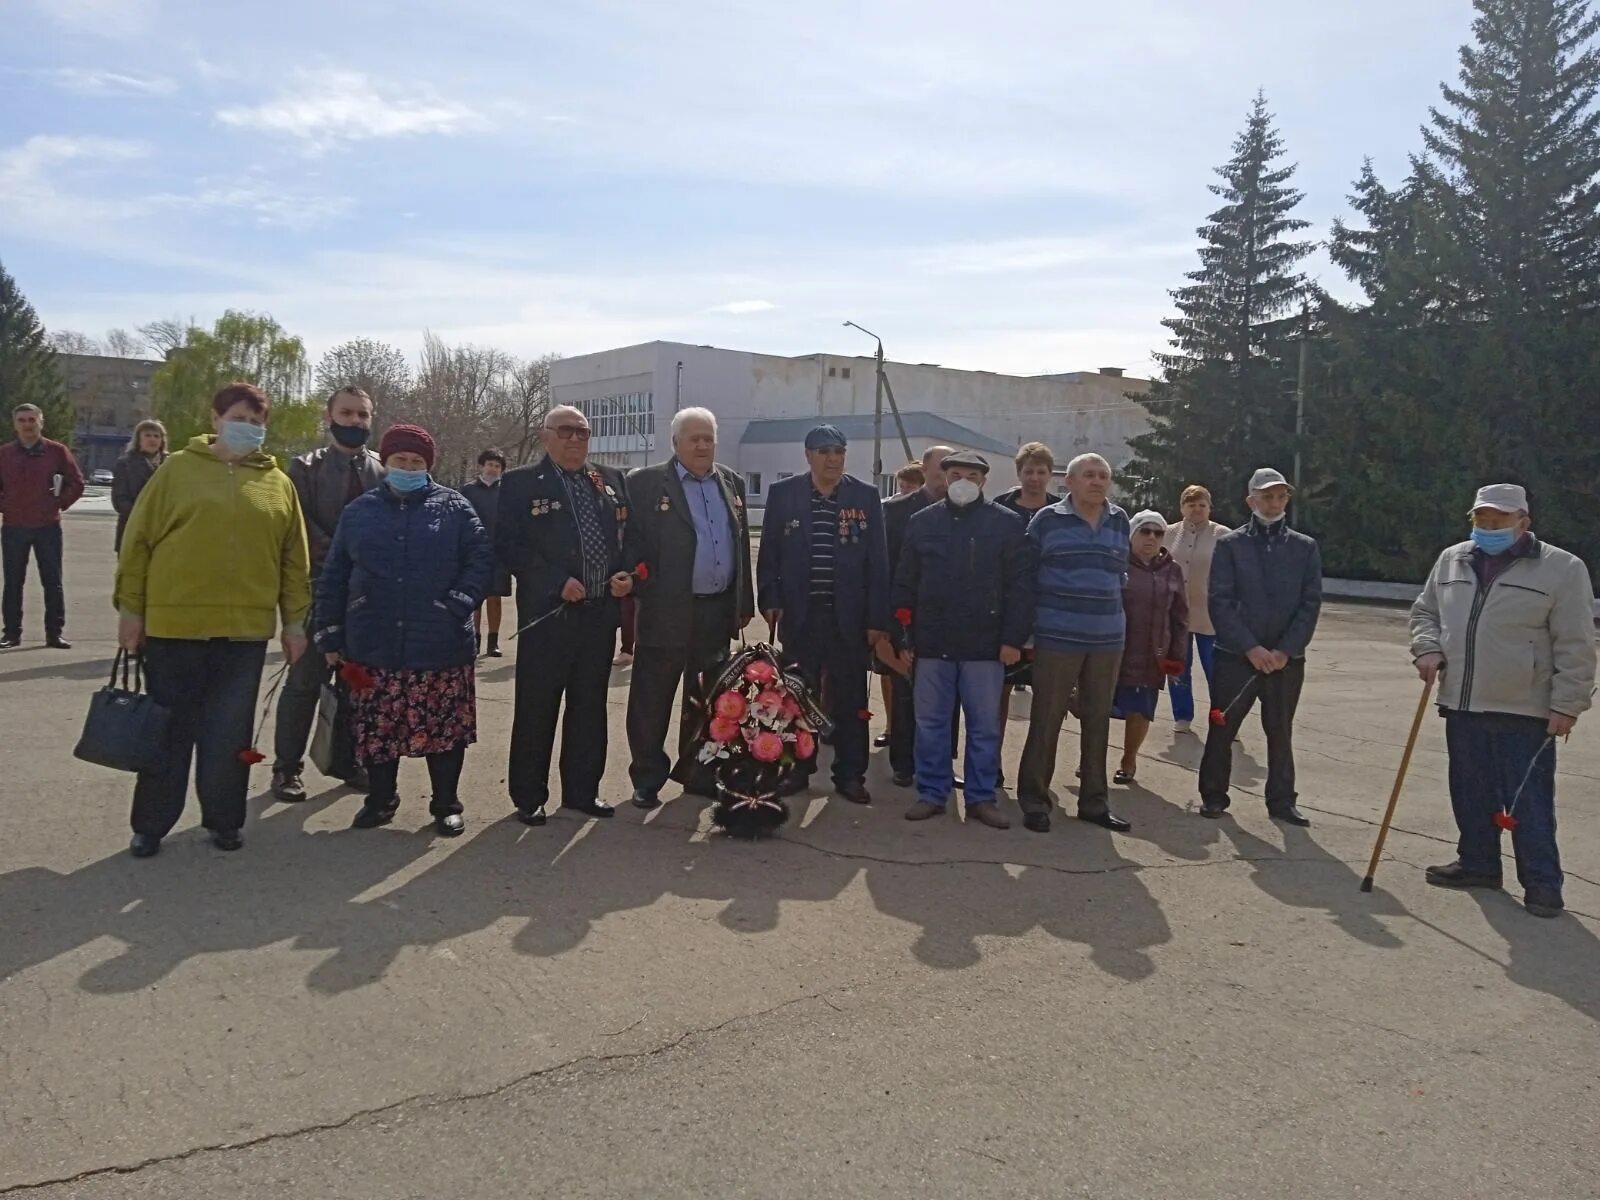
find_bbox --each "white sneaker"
[1174,720,1192,734]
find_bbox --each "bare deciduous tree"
[46,330,102,355]
[103,328,147,358]
[137,317,188,359]
[393,332,513,483]
[313,337,413,419]
[490,352,559,465]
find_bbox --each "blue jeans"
[914,659,1003,806]
[1444,710,1560,894]
[1168,632,1216,723]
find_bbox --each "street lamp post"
[842,321,886,490]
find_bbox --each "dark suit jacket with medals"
[495,456,640,614]
[756,471,890,641]
[625,458,756,649]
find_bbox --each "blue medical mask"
[387,468,429,493]
[1471,527,1517,555]
[218,420,266,454]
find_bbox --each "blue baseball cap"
[804,424,848,451]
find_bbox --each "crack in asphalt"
[0,992,828,1195]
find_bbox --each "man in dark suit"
[496,405,640,824]
[624,407,756,809]
[882,444,954,786]
[756,424,890,804]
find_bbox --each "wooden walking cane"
[1360,677,1435,893]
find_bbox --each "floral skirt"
[349,665,477,767]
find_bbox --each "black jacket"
[891,498,1035,661]
[625,459,755,649]
[286,445,386,571]
[111,450,164,551]
[459,477,503,537]
[1207,516,1323,659]
[883,487,935,572]
[495,457,640,613]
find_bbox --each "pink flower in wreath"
[749,730,785,762]
[710,716,741,744]
[780,693,801,720]
[755,687,785,713]
[743,660,778,685]
[795,729,816,760]
[714,690,747,721]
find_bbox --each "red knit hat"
[378,424,436,470]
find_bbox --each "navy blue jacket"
[891,498,1035,660]
[314,481,493,671]
[756,472,889,639]
[1208,516,1323,659]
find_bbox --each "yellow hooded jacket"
[115,435,311,640]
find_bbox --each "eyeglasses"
[549,425,591,441]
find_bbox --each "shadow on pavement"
[1471,890,1600,1024]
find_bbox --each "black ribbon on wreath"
[675,642,832,838]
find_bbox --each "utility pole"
[674,360,683,413]
[843,321,911,493]
[1291,303,1309,518]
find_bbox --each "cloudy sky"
[3,0,1472,377]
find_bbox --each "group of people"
[3,379,1592,920]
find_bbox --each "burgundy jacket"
[1119,549,1189,689]
[0,437,84,527]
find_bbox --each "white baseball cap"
[1248,467,1294,493]
[1469,483,1528,514]
[1129,509,1167,533]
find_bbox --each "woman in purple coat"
[1113,509,1189,784]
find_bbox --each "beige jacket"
[1410,538,1596,720]
[1164,520,1229,636]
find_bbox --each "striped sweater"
[1027,496,1130,653]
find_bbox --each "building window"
[577,391,655,448]
[745,472,763,496]
[840,367,851,379]
[827,367,837,377]
[777,471,795,481]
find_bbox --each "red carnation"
[238,749,266,765]
[1161,659,1185,676]
[894,607,913,626]
[1492,811,1518,831]
[633,562,650,581]
[858,708,874,720]
[340,661,377,694]
[1208,708,1226,727]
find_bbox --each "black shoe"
[0,635,19,649]
[516,805,548,826]
[487,633,502,658]
[873,731,890,748]
[1023,812,1051,834]
[1268,805,1311,827]
[563,800,615,818]
[631,789,662,810]
[129,833,161,858]
[836,781,871,805]
[1199,799,1229,819]
[46,635,71,650]
[210,829,243,852]
[1077,809,1132,832]
[434,813,465,837]
[1424,862,1503,890]
[953,776,965,791]
[271,770,307,803]
[891,771,915,788]
[1524,887,1564,918]
[352,802,398,829]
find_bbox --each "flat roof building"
[549,341,1151,508]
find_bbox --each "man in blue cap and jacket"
[756,423,890,803]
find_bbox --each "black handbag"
[73,650,171,774]
[310,677,359,781]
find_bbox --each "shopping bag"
[309,677,359,781]
[73,650,170,774]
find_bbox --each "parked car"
[90,468,114,485]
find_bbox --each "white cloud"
[43,68,177,98]
[707,300,776,315]
[216,71,482,152]
[31,0,157,37]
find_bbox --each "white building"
[549,340,1152,511]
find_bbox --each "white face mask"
[1253,509,1286,525]
[947,479,982,507]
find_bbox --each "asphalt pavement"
[1,512,1596,1199]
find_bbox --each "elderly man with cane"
[1197,468,1322,825]
[1409,484,1595,918]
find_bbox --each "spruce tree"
[1127,94,1314,520]
[0,260,72,441]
